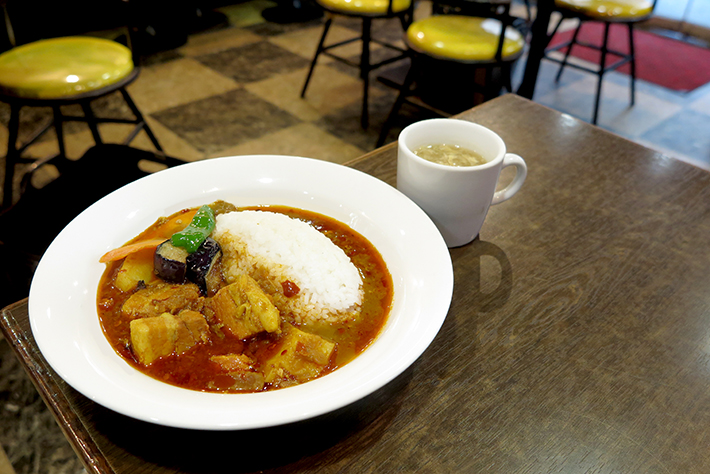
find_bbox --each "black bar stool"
[0,3,162,209]
[377,0,526,147]
[301,0,415,129]
[544,0,657,124]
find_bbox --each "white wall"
[655,0,710,28]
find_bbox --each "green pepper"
[171,205,216,253]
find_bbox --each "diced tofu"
[130,310,210,365]
[121,282,201,320]
[209,274,280,339]
[263,324,335,386]
[209,354,265,391]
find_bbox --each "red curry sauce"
[97,204,393,393]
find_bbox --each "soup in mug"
[413,143,487,167]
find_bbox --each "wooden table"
[3,94,710,473]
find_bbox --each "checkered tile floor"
[2,0,709,208]
[529,30,710,172]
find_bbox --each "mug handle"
[491,153,527,205]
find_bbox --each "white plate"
[29,155,453,430]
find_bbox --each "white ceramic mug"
[397,118,527,247]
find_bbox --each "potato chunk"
[263,324,335,386]
[115,248,159,292]
[130,310,210,365]
[209,354,265,391]
[209,274,280,339]
[121,282,201,320]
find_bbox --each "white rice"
[213,210,363,324]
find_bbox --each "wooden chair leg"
[628,22,636,106]
[556,21,582,83]
[592,22,611,125]
[2,104,21,209]
[301,17,333,98]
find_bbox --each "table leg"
[517,0,554,99]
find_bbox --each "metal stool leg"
[301,17,333,98]
[483,66,494,102]
[399,3,414,30]
[120,88,163,152]
[376,61,417,148]
[503,63,513,93]
[628,22,636,106]
[548,15,565,44]
[81,101,103,145]
[592,22,611,125]
[360,17,372,129]
[556,21,582,83]
[2,104,21,209]
[52,106,67,160]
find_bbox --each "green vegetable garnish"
[171,205,216,253]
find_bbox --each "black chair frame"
[543,1,657,124]
[376,0,524,146]
[0,0,164,209]
[1,67,163,209]
[0,143,186,308]
[301,1,415,129]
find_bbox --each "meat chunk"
[209,354,265,391]
[263,324,335,386]
[121,282,202,320]
[174,310,211,354]
[129,313,178,365]
[130,310,210,365]
[210,353,254,371]
[209,274,280,339]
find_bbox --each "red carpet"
[548,23,710,92]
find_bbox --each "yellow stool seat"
[317,0,411,15]
[0,37,134,99]
[407,16,525,62]
[555,0,654,19]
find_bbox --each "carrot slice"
[99,238,166,263]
